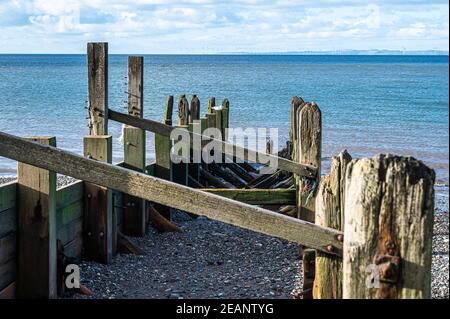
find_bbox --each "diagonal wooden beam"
[0,131,342,255]
[108,109,317,177]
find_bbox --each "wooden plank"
[83,135,113,264]
[56,180,83,210]
[154,96,174,220]
[57,218,83,246]
[56,200,83,229]
[343,154,435,299]
[124,56,146,237]
[221,99,229,141]
[0,208,16,238]
[200,189,296,205]
[297,102,321,222]
[0,259,15,292]
[127,56,144,118]
[0,181,16,212]
[123,128,146,236]
[17,136,57,298]
[0,232,15,265]
[63,234,83,259]
[313,151,351,299]
[0,281,15,299]
[0,131,342,255]
[108,109,317,177]
[87,42,108,135]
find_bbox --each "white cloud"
[0,0,448,52]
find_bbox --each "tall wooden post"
[171,95,189,187]
[154,96,174,219]
[343,154,434,299]
[290,96,304,162]
[313,150,351,299]
[221,99,230,141]
[87,42,108,135]
[17,136,57,299]
[122,56,146,237]
[188,95,201,183]
[83,136,113,264]
[296,101,322,299]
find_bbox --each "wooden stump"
[343,154,435,299]
[313,150,351,299]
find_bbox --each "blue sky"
[0,0,448,53]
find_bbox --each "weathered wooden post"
[83,136,113,264]
[85,42,113,263]
[17,136,57,299]
[171,95,189,187]
[122,56,146,237]
[290,96,303,162]
[221,99,230,141]
[154,96,174,219]
[87,42,108,136]
[296,101,322,299]
[188,95,201,183]
[343,154,435,299]
[313,150,351,299]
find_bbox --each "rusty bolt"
[326,245,334,252]
[336,234,344,242]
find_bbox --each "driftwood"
[237,161,259,174]
[271,175,294,189]
[199,167,234,189]
[225,162,258,183]
[147,204,183,233]
[250,170,290,189]
[209,164,247,188]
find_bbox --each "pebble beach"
[1,176,448,299]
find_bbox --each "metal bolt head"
[99,232,104,238]
[87,193,92,199]
[337,234,344,242]
[326,245,334,252]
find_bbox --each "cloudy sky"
[0,0,448,53]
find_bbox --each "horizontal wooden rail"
[109,109,316,178]
[0,131,342,255]
[201,188,296,205]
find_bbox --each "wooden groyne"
[0,42,435,299]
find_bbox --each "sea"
[0,54,448,186]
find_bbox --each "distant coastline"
[0,50,448,56]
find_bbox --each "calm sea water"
[0,55,448,183]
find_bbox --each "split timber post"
[290,96,304,181]
[313,150,351,299]
[154,95,174,220]
[221,99,230,141]
[16,136,57,299]
[295,101,322,299]
[85,42,113,263]
[188,95,200,183]
[122,56,146,237]
[171,95,189,187]
[343,154,434,299]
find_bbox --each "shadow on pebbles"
[73,212,303,299]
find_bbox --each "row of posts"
[290,96,435,299]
